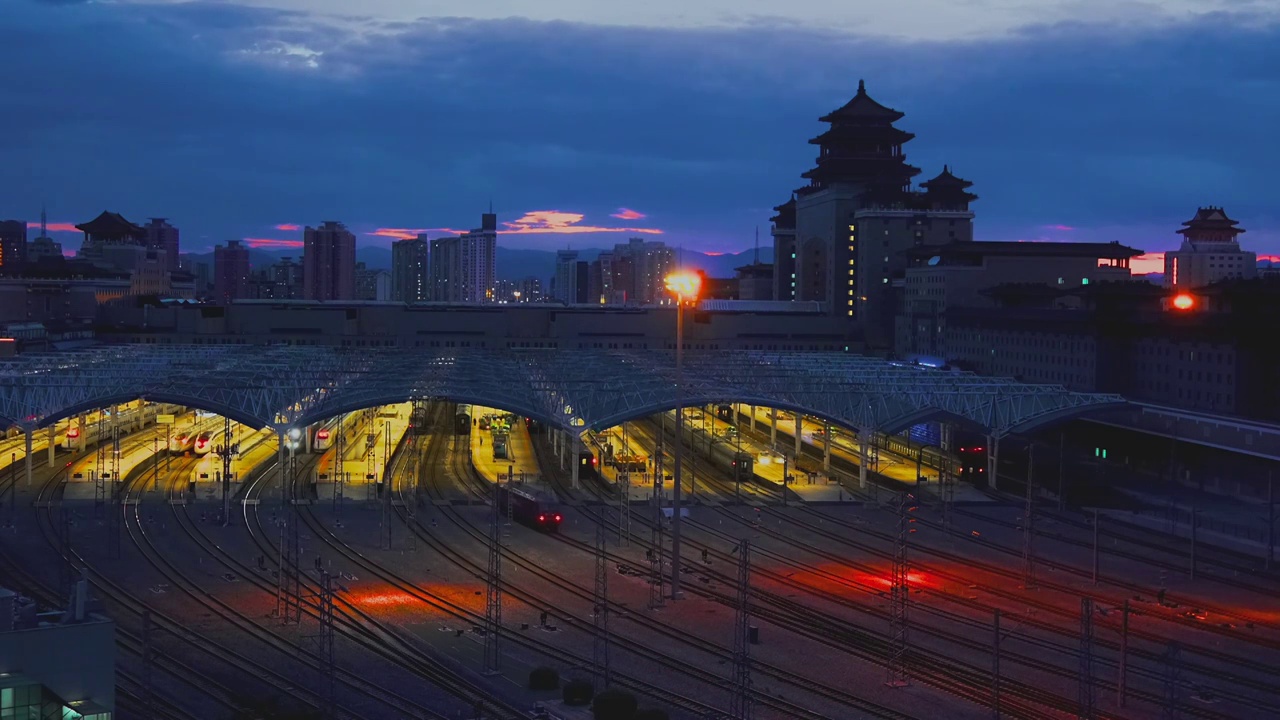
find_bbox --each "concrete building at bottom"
[0,579,115,720]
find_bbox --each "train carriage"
[169,432,195,454]
[495,482,562,533]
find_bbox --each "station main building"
[771,80,978,350]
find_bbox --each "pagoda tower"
[801,79,921,205]
[1177,206,1245,247]
[920,165,979,211]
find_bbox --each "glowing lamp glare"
[1172,294,1195,310]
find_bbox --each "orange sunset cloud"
[27,222,79,233]
[244,237,304,248]
[610,208,646,220]
[274,223,301,231]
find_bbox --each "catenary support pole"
[770,410,777,447]
[571,433,581,490]
[988,435,1000,489]
[1118,598,1129,708]
[823,421,831,471]
[992,608,1001,719]
[794,412,802,457]
[1092,509,1100,586]
[26,428,34,490]
[858,428,869,489]
[46,426,54,467]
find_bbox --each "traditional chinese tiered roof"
[1177,206,1245,243]
[801,80,921,194]
[920,165,979,209]
[75,211,144,242]
[770,196,796,229]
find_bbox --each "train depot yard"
[2,399,1278,719]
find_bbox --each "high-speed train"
[170,432,196,454]
[313,426,334,452]
[193,432,214,455]
[61,426,83,452]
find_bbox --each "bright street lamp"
[664,270,701,600]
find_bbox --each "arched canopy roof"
[0,344,1125,436]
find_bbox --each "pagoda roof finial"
[858,79,865,93]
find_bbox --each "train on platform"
[577,449,598,480]
[496,482,562,533]
[61,426,83,452]
[954,431,988,481]
[660,410,754,483]
[715,404,734,422]
[170,432,196,454]
[313,425,335,452]
[193,431,214,455]
[409,403,430,435]
[455,404,472,435]
[492,432,509,460]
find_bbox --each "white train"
[193,431,214,455]
[170,432,196,454]
[61,426,84,452]
[313,426,334,452]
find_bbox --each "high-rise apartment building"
[303,221,356,301]
[355,262,391,301]
[607,238,673,304]
[773,80,977,348]
[270,256,304,299]
[428,212,497,302]
[213,239,251,303]
[144,218,180,271]
[0,219,27,276]
[392,235,429,302]
[27,207,61,264]
[554,249,579,303]
[1164,207,1256,290]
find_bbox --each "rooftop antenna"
[40,202,47,238]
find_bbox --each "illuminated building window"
[1082,278,1090,285]
[848,259,855,265]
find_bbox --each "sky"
[2,1,1279,273]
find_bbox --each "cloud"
[1130,252,1165,275]
[26,221,80,233]
[243,237,304,248]
[274,223,301,231]
[0,4,1276,254]
[367,227,429,240]
[1042,224,1074,231]
[610,208,646,220]
[498,210,662,235]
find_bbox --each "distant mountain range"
[182,245,774,281]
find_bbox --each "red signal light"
[538,514,546,522]
[1172,293,1195,311]
[554,514,562,522]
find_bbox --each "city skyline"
[2,2,1278,262]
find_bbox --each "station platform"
[315,404,411,500]
[585,427,656,501]
[726,403,991,503]
[470,406,540,486]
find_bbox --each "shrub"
[591,688,638,720]
[563,678,595,706]
[528,666,560,691]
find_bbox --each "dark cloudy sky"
[2,0,1277,270]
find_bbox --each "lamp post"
[665,271,701,601]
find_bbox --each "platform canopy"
[0,344,1126,437]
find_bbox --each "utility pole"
[649,450,665,610]
[1022,443,1036,590]
[141,610,154,718]
[730,539,753,720]
[222,415,232,527]
[1092,509,1100,586]
[1079,597,1095,719]
[1118,599,1129,708]
[618,473,630,546]
[1162,642,1182,720]
[593,514,611,689]
[992,609,1001,719]
[483,477,503,675]
[887,491,912,688]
